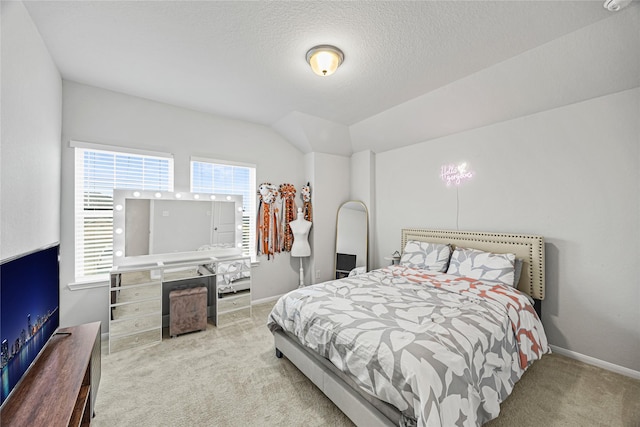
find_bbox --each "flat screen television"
[0,243,60,407]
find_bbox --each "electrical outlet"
[315,270,321,279]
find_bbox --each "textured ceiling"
[23,1,640,155]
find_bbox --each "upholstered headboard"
[401,229,545,300]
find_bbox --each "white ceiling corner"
[273,112,352,156]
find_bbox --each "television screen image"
[335,253,357,279]
[0,244,60,406]
[336,253,357,272]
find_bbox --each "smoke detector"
[603,0,632,11]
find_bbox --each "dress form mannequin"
[290,208,312,286]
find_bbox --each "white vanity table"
[109,251,252,354]
[108,189,252,353]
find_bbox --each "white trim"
[70,140,173,159]
[550,345,640,380]
[190,156,256,169]
[67,280,109,291]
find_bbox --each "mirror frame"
[112,189,244,266]
[334,200,369,278]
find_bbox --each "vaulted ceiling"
[24,1,640,155]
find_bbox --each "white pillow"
[348,266,366,277]
[446,247,515,287]
[513,258,524,287]
[399,241,451,272]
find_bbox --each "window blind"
[74,147,173,281]
[191,160,256,260]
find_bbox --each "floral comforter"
[267,266,549,426]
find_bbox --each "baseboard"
[251,293,286,306]
[550,345,640,380]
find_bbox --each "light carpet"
[93,301,640,427]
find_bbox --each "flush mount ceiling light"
[603,0,632,11]
[306,45,344,76]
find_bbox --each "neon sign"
[440,162,473,186]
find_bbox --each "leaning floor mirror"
[335,201,369,279]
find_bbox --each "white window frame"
[190,157,256,261]
[72,141,174,282]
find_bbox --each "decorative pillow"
[513,258,524,288]
[446,247,515,287]
[399,241,451,272]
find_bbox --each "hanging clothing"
[301,182,313,223]
[256,183,280,259]
[279,183,297,252]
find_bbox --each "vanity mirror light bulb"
[226,196,232,201]
[237,207,243,212]
[133,191,141,197]
[210,195,216,200]
[194,194,200,199]
[237,243,243,248]
[115,250,123,257]
[175,193,182,198]
[237,225,242,230]
[115,228,123,234]
[155,192,162,198]
[115,204,123,211]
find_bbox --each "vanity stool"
[169,286,208,337]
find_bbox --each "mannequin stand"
[298,258,305,288]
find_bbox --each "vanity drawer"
[110,312,161,337]
[112,282,160,304]
[111,298,161,320]
[109,328,161,353]
[217,306,251,325]
[217,293,251,313]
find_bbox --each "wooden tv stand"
[0,322,101,426]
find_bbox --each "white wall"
[374,88,640,372]
[60,82,307,329]
[1,1,62,260]
[303,153,315,286]
[350,150,375,211]
[350,150,375,269]
[305,152,350,284]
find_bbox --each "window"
[74,144,173,281]
[191,158,256,260]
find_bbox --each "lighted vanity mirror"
[335,201,368,279]
[112,189,244,266]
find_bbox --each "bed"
[267,229,549,427]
